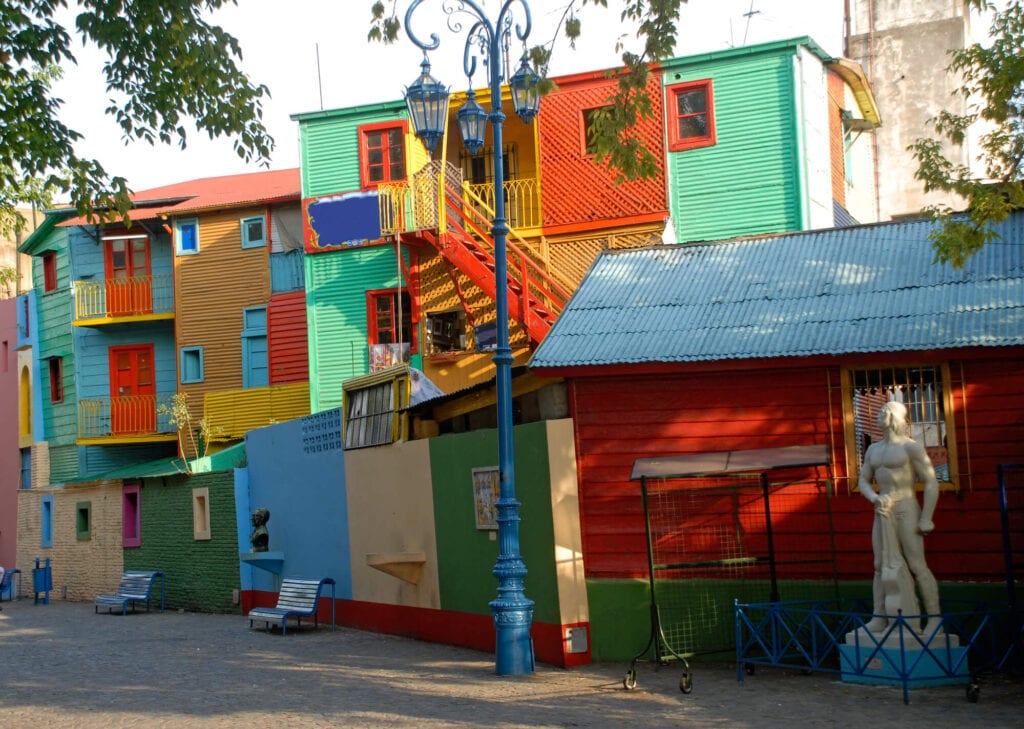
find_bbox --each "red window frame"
[42,251,58,292]
[667,79,716,152]
[366,288,417,353]
[359,121,408,189]
[48,357,63,403]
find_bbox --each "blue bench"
[0,568,21,602]
[94,571,165,615]
[247,576,336,635]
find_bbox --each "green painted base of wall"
[586,578,1012,662]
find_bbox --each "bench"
[247,576,336,635]
[94,571,165,615]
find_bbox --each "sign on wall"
[472,467,500,530]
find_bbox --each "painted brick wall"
[15,483,124,601]
[125,471,240,613]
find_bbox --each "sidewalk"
[1,599,1021,728]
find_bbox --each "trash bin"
[33,557,52,605]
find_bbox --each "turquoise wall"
[665,47,802,242]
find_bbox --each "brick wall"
[124,471,240,613]
[15,482,124,601]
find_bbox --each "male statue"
[857,400,940,632]
[249,507,270,553]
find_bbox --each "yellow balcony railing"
[73,273,174,323]
[78,393,177,440]
[462,177,541,230]
[203,381,311,441]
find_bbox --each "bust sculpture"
[857,400,941,633]
[249,507,270,553]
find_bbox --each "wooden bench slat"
[246,576,335,636]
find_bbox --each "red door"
[105,236,152,317]
[109,345,156,435]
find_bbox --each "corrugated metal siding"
[531,214,1024,368]
[307,246,406,411]
[667,50,801,242]
[79,442,178,480]
[539,72,666,227]
[75,323,176,402]
[270,250,305,293]
[203,381,310,439]
[268,290,309,384]
[47,443,79,482]
[175,207,270,404]
[34,227,77,447]
[300,109,404,198]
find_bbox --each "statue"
[857,400,940,633]
[249,507,270,553]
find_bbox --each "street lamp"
[403,0,539,676]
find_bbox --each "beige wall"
[344,438,441,608]
[546,418,588,626]
[16,483,124,601]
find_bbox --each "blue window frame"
[180,346,204,384]
[41,494,54,548]
[241,215,267,249]
[241,306,268,388]
[175,218,199,255]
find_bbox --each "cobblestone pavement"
[1,599,1021,728]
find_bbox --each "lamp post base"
[492,600,536,675]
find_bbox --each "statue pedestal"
[839,626,968,687]
[240,551,285,575]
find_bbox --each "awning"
[63,456,187,484]
[630,444,830,481]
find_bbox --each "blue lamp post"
[403,0,540,676]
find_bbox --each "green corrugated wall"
[667,49,801,243]
[306,245,415,412]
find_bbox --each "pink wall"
[0,297,19,567]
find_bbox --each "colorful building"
[530,212,1024,659]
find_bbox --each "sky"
[52,0,849,194]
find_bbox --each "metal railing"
[73,273,174,321]
[78,393,177,439]
[463,177,541,230]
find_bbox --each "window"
[359,122,407,187]
[48,357,63,403]
[175,218,200,255]
[368,289,415,349]
[41,494,54,548]
[180,346,204,384]
[76,501,92,541]
[345,380,398,449]
[42,251,58,292]
[582,106,611,156]
[123,483,141,547]
[241,215,267,248]
[426,310,468,354]
[192,487,211,540]
[841,364,958,490]
[20,448,31,489]
[667,79,716,152]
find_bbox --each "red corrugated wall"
[268,290,309,384]
[566,352,1022,585]
[538,70,667,230]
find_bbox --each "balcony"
[73,273,174,326]
[462,177,541,232]
[78,393,179,444]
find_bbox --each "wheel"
[680,672,693,694]
[744,663,756,676]
[966,682,980,703]
[623,671,637,691]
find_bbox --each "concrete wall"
[849,0,970,218]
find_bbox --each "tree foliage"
[0,1,274,237]
[370,1,687,183]
[910,0,1024,267]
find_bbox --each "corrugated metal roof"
[58,168,301,227]
[531,214,1024,368]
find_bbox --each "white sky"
[52,0,848,194]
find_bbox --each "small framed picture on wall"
[472,466,500,530]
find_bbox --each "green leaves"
[912,0,1024,267]
[1,0,274,231]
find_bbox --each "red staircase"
[406,178,571,346]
